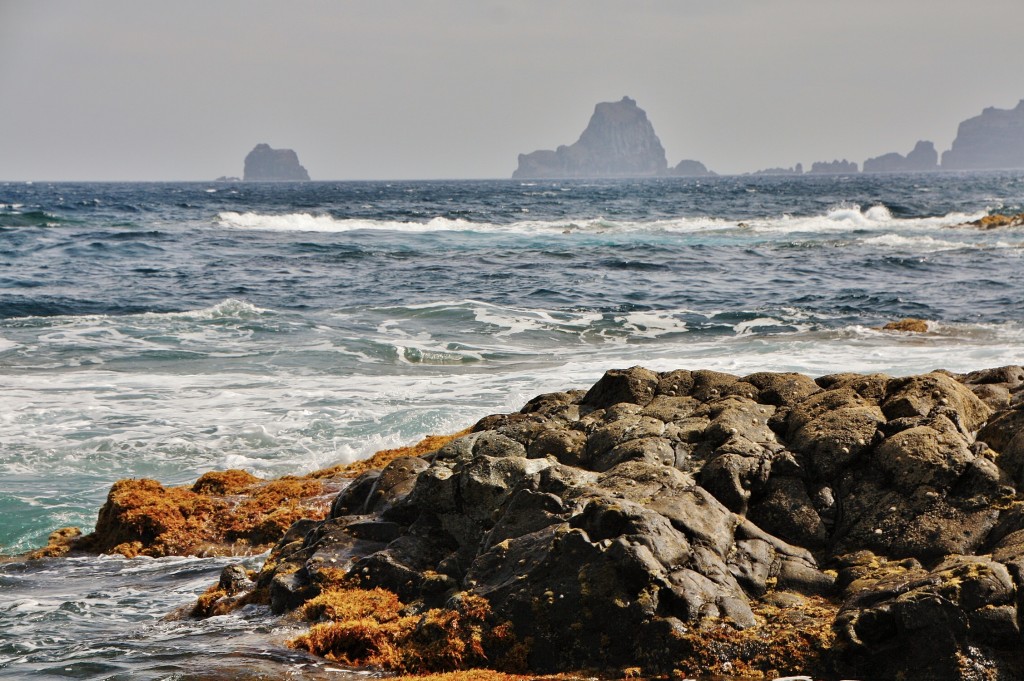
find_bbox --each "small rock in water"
[881,318,929,333]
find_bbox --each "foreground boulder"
[202,366,1024,679]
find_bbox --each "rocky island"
[243,143,311,181]
[31,364,1024,680]
[942,100,1024,170]
[668,159,716,178]
[513,97,675,179]
[864,141,939,173]
[809,159,859,174]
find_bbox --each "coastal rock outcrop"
[942,100,1024,170]
[513,97,668,179]
[863,141,938,173]
[966,212,1024,229]
[809,159,859,174]
[197,365,1024,679]
[243,143,311,181]
[27,433,467,560]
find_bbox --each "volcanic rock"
[243,143,311,181]
[216,365,1024,679]
[513,97,668,178]
[942,99,1024,170]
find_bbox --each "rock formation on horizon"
[809,159,859,174]
[243,143,311,181]
[513,97,669,179]
[942,100,1024,170]
[863,140,938,173]
[750,163,804,176]
[667,159,715,177]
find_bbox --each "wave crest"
[216,207,985,237]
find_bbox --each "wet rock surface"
[217,366,1024,679]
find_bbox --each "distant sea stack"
[667,159,715,177]
[243,144,310,181]
[750,163,803,176]
[513,97,668,179]
[809,159,858,174]
[864,141,938,173]
[942,100,1024,170]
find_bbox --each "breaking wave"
[216,205,986,237]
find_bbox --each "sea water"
[1,174,1022,678]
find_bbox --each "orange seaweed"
[310,429,471,479]
[290,588,518,674]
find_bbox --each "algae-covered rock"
[62,364,1021,679]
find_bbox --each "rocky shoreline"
[25,366,1024,680]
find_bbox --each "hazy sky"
[2,0,1023,181]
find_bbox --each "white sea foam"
[860,233,979,252]
[744,204,984,235]
[215,207,986,237]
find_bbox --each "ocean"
[1,173,1022,679]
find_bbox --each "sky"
[1,0,1023,181]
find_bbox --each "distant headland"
[513,97,1024,178]
[241,143,310,181]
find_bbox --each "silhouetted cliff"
[864,141,938,173]
[809,159,858,174]
[243,144,310,181]
[513,97,668,178]
[942,100,1024,170]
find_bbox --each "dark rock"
[364,456,430,517]
[742,371,820,407]
[881,372,991,431]
[582,366,660,408]
[688,369,744,402]
[942,99,1024,170]
[242,143,310,181]
[513,97,668,179]
[835,554,1020,680]
[526,427,588,466]
[789,405,883,479]
[330,470,380,517]
[218,563,253,594]
[978,408,1024,452]
[748,475,828,548]
[235,367,1024,677]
